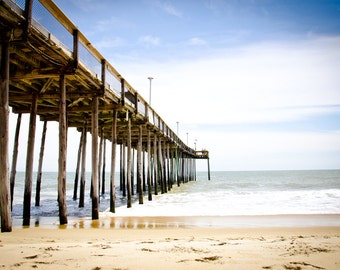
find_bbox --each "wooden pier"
[0,0,210,232]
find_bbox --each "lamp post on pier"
[147,77,153,105]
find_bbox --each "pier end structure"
[0,0,210,231]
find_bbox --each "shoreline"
[10,213,340,230]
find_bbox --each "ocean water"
[10,170,340,223]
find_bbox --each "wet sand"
[1,215,340,269]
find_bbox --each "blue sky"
[10,0,340,171]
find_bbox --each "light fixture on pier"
[147,77,153,105]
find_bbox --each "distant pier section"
[0,0,210,232]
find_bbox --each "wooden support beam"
[23,92,37,226]
[153,135,158,195]
[126,116,132,208]
[102,137,106,195]
[207,158,211,181]
[91,95,99,219]
[73,129,83,200]
[10,113,21,210]
[58,74,68,225]
[98,126,103,200]
[110,109,117,213]
[158,139,165,194]
[147,129,152,201]
[79,121,87,208]
[137,125,143,204]
[0,38,12,232]
[35,120,47,206]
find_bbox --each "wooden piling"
[126,116,132,208]
[131,149,135,196]
[35,120,47,206]
[122,143,126,197]
[79,121,87,208]
[91,95,99,219]
[73,126,83,200]
[153,135,158,195]
[207,158,211,180]
[110,109,117,213]
[0,38,12,232]
[147,128,152,201]
[143,150,146,192]
[23,92,37,226]
[98,126,103,200]
[58,74,68,225]
[137,125,143,204]
[102,137,106,195]
[10,113,21,210]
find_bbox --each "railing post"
[135,93,138,114]
[101,59,106,95]
[72,29,79,70]
[24,0,33,40]
[121,78,125,106]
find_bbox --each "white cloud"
[94,37,125,49]
[119,35,340,126]
[158,1,182,17]
[138,35,160,46]
[188,37,207,46]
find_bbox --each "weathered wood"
[35,120,47,206]
[110,109,117,213]
[122,143,126,197]
[0,39,12,232]
[98,126,103,200]
[79,121,87,208]
[142,150,146,192]
[126,116,132,208]
[147,129,152,201]
[23,92,37,226]
[137,125,143,204]
[153,135,158,195]
[10,113,21,210]
[91,95,99,219]
[58,74,68,225]
[158,139,165,194]
[131,149,135,196]
[73,126,83,200]
[119,144,123,192]
[207,158,211,180]
[102,137,106,195]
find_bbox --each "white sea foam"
[11,170,340,219]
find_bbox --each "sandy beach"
[1,216,340,270]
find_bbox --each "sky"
[9,0,340,171]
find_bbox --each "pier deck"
[0,0,209,232]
